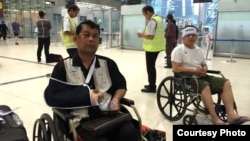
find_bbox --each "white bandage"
[182,26,198,37]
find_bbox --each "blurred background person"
[164,14,176,69]
[11,18,22,45]
[36,11,52,63]
[61,5,80,58]
[0,21,9,41]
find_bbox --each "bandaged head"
[182,26,198,37]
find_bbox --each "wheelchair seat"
[156,70,238,125]
[33,98,146,141]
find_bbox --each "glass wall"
[215,11,250,56]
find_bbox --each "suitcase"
[0,105,29,141]
[47,53,63,63]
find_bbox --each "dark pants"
[77,121,139,141]
[146,51,160,88]
[165,37,174,67]
[67,48,78,58]
[37,37,50,61]
[0,31,7,40]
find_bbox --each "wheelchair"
[32,97,148,141]
[156,70,238,125]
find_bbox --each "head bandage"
[182,26,198,37]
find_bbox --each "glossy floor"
[0,39,250,141]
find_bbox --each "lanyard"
[84,56,96,84]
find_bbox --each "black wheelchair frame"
[32,97,148,141]
[156,70,238,125]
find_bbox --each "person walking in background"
[164,14,176,68]
[36,11,52,63]
[11,18,21,45]
[137,5,165,93]
[61,4,80,58]
[0,21,9,41]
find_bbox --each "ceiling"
[3,0,125,11]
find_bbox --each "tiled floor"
[0,38,250,141]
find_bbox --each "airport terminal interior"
[1,0,250,141]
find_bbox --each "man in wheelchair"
[44,20,139,141]
[171,25,250,125]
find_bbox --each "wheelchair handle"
[120,98,135,106]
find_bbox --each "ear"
[73,34,78,43]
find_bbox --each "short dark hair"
[76,20,100,35]
[142,5,154,14]
[67,5,79,12]
[167,13,173,20]
[39,11,45,18]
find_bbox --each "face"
[74,24,100,55]
[182,34,197,48]
[142,11,151,20]
[69,10,79,18]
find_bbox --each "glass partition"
[215,11,250,56]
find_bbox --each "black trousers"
[37,37,50,61]
[0,31,7,40]
[77,121,139,141]
[145,51,160,88]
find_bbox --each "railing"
[211,39,250,62]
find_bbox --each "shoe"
[38,58,41,63]
[15,43,18,45]
[141,87,156,93]
[164,65,172,68]
[229,116,249,125]
[144,85,149,89]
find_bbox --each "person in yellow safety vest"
[61,5,80,58]
[137,5,165,93]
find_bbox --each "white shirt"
[171,44,207,68]
[145,15,157,35]
[63,17,70,32]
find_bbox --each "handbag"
[80,112,132,136]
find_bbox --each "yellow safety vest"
[143,15,165,52]
[61,14,76,48]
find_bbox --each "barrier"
[211,39,250,63]
[100,32,120,48]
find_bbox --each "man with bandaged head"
[171,25,250,125]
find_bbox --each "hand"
[194,67,206,76]
[91,89,104,105]
[137,33,143,38]
[109,98,120,111]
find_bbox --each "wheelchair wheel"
[33,119,49,141]
[157,76,187,121]
[183,114,198,125]
[40,113,59,141]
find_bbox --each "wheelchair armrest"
[120,98,134,106]
[52,108,74,121]
[207,70,221,74]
